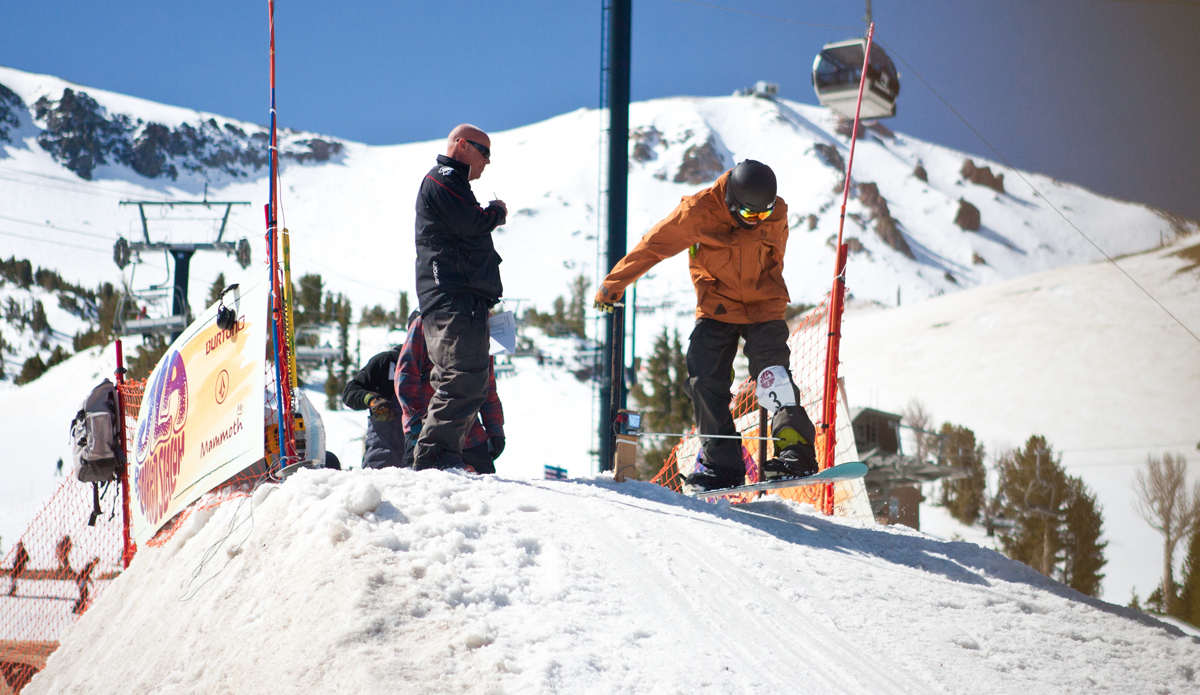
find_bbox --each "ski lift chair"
[812,38,900,120]
[111,287,189,338]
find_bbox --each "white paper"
[488,311,516,355]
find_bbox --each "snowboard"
[687,461,868,498]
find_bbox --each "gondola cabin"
[812,38,900,120]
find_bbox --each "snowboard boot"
[414,449,476,473]
[682,470,744,494]
[761,443,819,481]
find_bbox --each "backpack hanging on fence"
[69,379,125,526]
[69,379,124,484]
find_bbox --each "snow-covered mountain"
[2,63,1198,610]
[0,63,1192,327]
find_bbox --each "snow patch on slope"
[25,468,1200,694]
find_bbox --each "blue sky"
[2,0,1198,219]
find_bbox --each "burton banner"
[130,277,268,545]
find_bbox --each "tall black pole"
[599,0,631,472]
[169,248,195,342]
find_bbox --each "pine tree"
[630,328,692,480]
[29,300,49,333]
[938,423,987,524]
[207,272,227,309]
[1176,521,1200,625]
[994,435,1107,597]
[566,274,590,338]
[126,334,169,382]
[297,273,324,325]
[995,436,1068,577]
[14,354,45,385]
[324,293,352,409]
[1060,476,1107,597]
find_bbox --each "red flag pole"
[114,338,136,567]
[820,23,876,515]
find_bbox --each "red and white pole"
[820,23,875,515]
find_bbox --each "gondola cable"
[669,0,1200,347]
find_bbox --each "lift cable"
[671,0,1200,347]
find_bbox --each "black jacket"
[414,155,506,311]
[341,348,406,469]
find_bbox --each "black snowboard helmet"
[725,160,777,227]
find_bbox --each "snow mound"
[27,468,1200,694]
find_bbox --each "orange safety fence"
[0,379,139,694]
[650,295,861,511]
[0,376,272,693]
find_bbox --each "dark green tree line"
[630,328,692,480]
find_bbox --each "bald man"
[411,124,508,471]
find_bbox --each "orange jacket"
[594,171,790,324]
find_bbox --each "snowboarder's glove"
[367,396,394,422]
[490,435,506,460]
[594,300,617,313]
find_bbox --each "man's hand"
[490,435,506,460]
[489,199,507,216]
[367,396,395,422]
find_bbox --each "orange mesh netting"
[650,296,861,511]
[0,379,140,693]
[0,375,275,692]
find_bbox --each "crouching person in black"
[341,346,406,469]
[395,312,504,473]
[412,123,507,471]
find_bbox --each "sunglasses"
[466,139,491,161]
[736,201,775,222]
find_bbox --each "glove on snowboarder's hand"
[367,396,395,422]
[593,300,617,313]
[490,435,506,460]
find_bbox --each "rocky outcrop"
[630,126,662,163]
[858,182,914,258]
[961,159,1004,193]
[835,117,866,140]
[867,122,894,139]
[825,235,867,255]
[0,82,23,143]
[811,143,844,172]
[33,89,134,180]
[29,88,342,181]
[674,135,725,185]
[291,138,341,163]
[913,162,927,182]
[955,198,981,231]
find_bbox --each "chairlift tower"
[113,199,252,341]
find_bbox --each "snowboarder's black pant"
[684,318,815,481]
[414,293,491,468]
